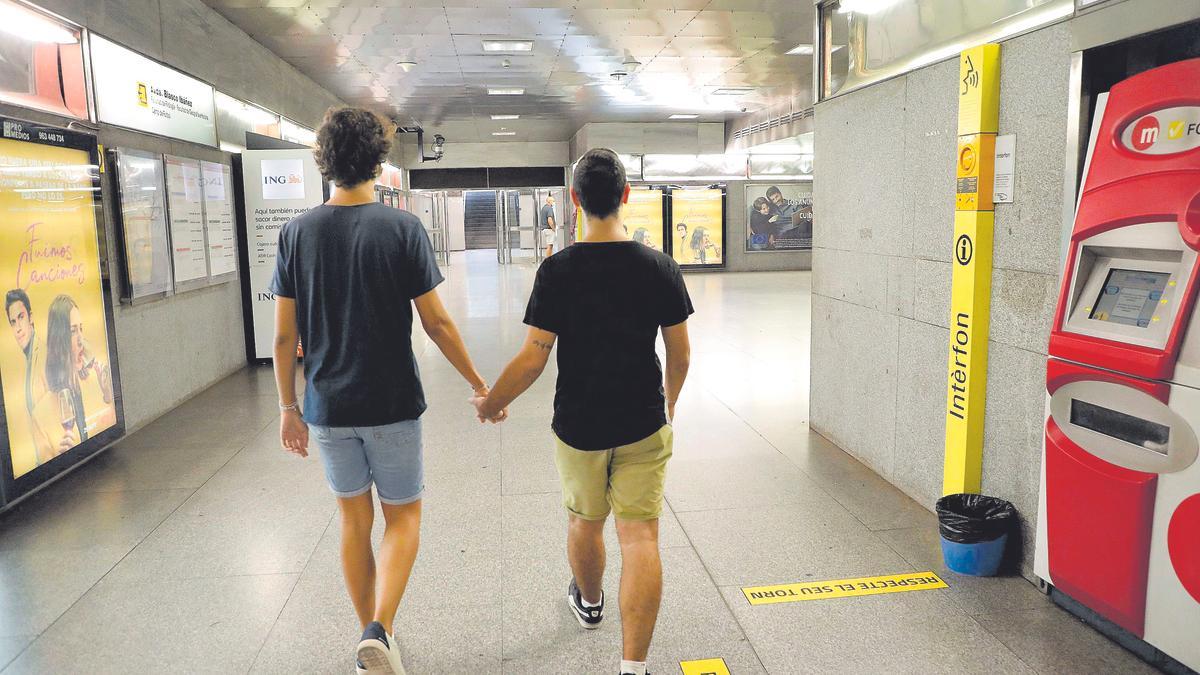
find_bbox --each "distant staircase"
[465,191,497,250]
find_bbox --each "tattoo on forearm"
[532,339,553,351]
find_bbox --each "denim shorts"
[309,419,424,504]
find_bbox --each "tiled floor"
[0,251,1154,674]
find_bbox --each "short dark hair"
[572,148,626,219]
[765,186,783,199]
[753,197,770,210]
[314,107,395,188]
[5,288,30,317]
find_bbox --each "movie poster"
[0,132,117,479]
[670,188,724,268]
[624,188,665,252]
[745,183,813,252]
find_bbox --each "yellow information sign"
[944,43,1000,496]
[680,658,731,675]
[742,572,948,606]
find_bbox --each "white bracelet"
[279,401,300,412]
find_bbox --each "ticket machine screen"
[1089,269,1170,327]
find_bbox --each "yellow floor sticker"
[742,572,948,605]
[680,658,731,675]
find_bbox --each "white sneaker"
[356,621,407,674]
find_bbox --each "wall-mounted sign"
[240,149,325,360]
[624,188,665,253]
[993,134,1015,204]
[202,161,237,278]
[90,35,217,147]
[670,188,726,269]
[164,155,209,289]
[745,183,812,252]
[112,148,173,300]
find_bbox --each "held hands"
[470,384,508,424]
[280,409,309,458]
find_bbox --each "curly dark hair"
[314,107,395,188]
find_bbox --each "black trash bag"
[935,493,1016,544]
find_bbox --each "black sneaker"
[356,621,406,674]
[567,578,604,629]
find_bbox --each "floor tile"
[973,607,1160,675]
[665,453,830,513]
[4,574,298,674]
[0,487,192,553]
[0,637,32,672]
[0,545,131,636]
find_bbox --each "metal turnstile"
[410,190,451,267]
[497,187,567,264]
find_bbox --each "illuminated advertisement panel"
[669,188,725,269]
[624,188,666,253]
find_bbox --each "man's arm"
[662,321,691,421]
[413,288,489,395]
[273,296,308,457]
[477,326,556,420]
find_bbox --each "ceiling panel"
[201,0,816,141]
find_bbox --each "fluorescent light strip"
[711,87,753,96]
[492,131,516,136]
[488,88,525,96]
[482,40,533,52]
[491,114,520,120]
[787,44,814,55]
[669,114,699,120]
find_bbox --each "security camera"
[432,134,445,160]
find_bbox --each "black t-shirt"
[524,241,694,450]
[540,204,556,230]
[269,203,443,427]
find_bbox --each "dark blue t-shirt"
[269,203,443,427]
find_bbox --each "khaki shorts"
[554,425,673,521]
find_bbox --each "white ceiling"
[201,0,817,143]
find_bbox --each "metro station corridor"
[0,253,1152,674]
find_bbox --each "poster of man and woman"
[746,183,813,252]
[671,188,724,267]
[0,129,118,481]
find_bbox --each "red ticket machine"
[1036,58,1200,671]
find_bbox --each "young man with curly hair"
[270,107,499,674]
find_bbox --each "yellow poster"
[0,135,117,479]
[671,188,724,267]
[623,188,665,252]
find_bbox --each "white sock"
[620,660,647,675]
[581,590,603,608]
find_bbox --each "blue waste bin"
[935,494,1016,577]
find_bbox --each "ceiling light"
[488,87,525,95]
[492,131,516,136]
[711,87,754,96]
[787,44,814,55]
[0,3,77,44]
[397,61,417,72]
[491,114,519,120]
[482,40,533,53]
[669,114,699,120]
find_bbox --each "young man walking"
[540,193,557,258]
[474,148,693,675]
[271,107,498,675]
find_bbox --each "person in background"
[766,185,797,226]
[43,294,114,455]
[540,194,557,258]
[749,196,779,250]
[5,289,52,463]
[473,148,693,675]
[270,107,497,675]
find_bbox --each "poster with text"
[202,161,237,278]
[670,188,725,268]
[164,155,208,288]
[623,188,665,252]
[114,149,173,299]
[745,183,812,252]
[241,149,325,360]
[0,130,117,480]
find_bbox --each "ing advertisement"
[670,188,725,268]
[0,122,119,483]
[623,188,665,252]
[745,183,813,252]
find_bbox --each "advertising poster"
[670,188,725,268]
[202,161,237,278]
[164,155,208,287]
[240,149,324,360]
[623,188,665,252]
[89,35,217,147]
[114,149,173,299]
[0,121,118,481]
[745,183,813,252]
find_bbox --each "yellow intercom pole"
[943,44,1001,496]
